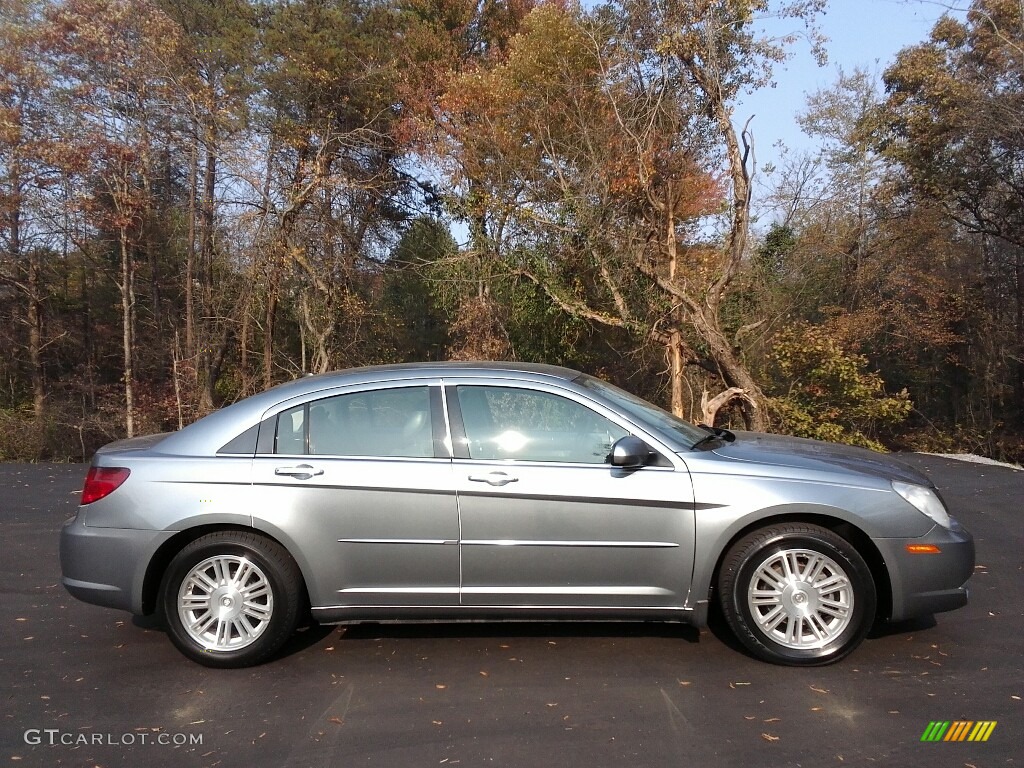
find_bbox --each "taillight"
[80,466,131,505]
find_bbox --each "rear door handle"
[275,464,324,480]
[468,471,519,487]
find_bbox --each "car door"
[250,382,460,609]
[447,381,696,609]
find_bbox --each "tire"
[717,523,876,666]
[160,531,304,668]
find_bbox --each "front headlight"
[892,480,952,529]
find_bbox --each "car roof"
[298,360,581,384]
[155,361,583,456]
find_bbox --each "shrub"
[767,324,912,451]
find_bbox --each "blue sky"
[739,0,968,166]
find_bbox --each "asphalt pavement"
[0,456,1021,767]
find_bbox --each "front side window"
[275,386,434,458]
[456,386,628,463]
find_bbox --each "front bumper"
[873,519,975,622]
[59,512,174,615]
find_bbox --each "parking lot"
[1,456,1021,767]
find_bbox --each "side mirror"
[610,435,652,469]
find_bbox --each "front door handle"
[468,471,519,487]
[275,464,324,480]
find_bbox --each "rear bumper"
[874,519,975,622]
[59,512,174,614]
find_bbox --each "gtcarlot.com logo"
[24,729,204,747]
[920,721,997,742]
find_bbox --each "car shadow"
[703,602,939,660]
[331,620,701,643]
[130,611,338,661]
[867,614,937,639]
[132,614,700,664]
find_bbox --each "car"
[60,362,974,668]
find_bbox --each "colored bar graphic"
[920,721,996,742]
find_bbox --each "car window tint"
[277,386,434,458]
[456,386,627,463]
[276,405,306,454]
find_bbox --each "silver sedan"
[60,362,974,667]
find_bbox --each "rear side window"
[275,386,434,458]
[218,423,260,455]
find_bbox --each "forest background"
[2,0,1022,461]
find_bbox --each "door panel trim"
[457,489,719,511]
[337,538,458,545]
[461,539,679,548]
[337,587,460,595]
[461,586,674,596]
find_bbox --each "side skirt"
[310,604,701,626]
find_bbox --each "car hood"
[706,431,932,486]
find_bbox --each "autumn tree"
[45,0,184,436]
[880,0,1024,422]
[440,1,825,426]
[155,0,257,412]
[760,66,980,444]
[0,0,52,425]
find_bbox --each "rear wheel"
[717,523,876,665]
[160,532,303,668]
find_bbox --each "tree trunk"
[200,325,232,412]
[27,247,44,421]
[185,140,197,361]
[198,132,218,400]
[690,305,768,431]
[668,328,684,418]
[263,290,277,390]
[700,387,749,427]
[119,230,135,438]
[1015,248,1024,425]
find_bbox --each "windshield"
[576,374,708,449]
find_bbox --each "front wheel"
[160,532,304,668]
[717,523,876,665]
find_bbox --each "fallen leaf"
[761,733,779,742]
[678,681,691,686]
[435,684,447,690]
[809,685,829,694]
[329,717,344,725]
[763,717,780,723]
[479,671,488,677]
[432,720,443,726]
